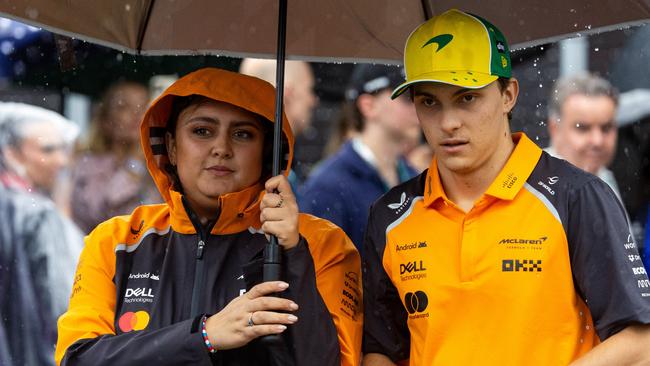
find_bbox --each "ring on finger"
[247,312,256,327]
[275,196,284,208]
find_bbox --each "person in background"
[0,102,84,366]
[299,64,420,252]
[546,72,621,196]
[70,80,161,233]
[55,68,362,366]
[239,59,318,192]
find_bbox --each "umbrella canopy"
[1,1,650,63]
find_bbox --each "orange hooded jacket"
[55,68,362,366]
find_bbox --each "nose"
[211,132,233,158]
[52,148,68,169]
[587,128,605,148]
[439,109,462,134]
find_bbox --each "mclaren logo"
[130,220,144,236]
[499,237,547,245]
[422,34,453,52]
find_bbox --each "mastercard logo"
[118,311,150,332]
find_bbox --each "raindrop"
[540,46,544,51]
[539,83,543,88]
[12,26,26,40]
[594,47,599,52]
[25,7,39,20]
[585,24,592,30]
[573,23,578,28]
[569,8,576,13]
[0,41,14,55]
[125,4,131,11]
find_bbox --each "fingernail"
[287,315,298,322]
[278,282,289,289]
[289,302,298,310]
[276,325,287,331]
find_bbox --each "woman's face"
[166,99,265,218]
[105,84,149,145]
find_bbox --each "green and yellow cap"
[391,9,512,99]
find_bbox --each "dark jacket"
[299,141,417,252]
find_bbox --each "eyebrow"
[183,117,263,130]
[413,87,473,98]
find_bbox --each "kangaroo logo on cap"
[422,34,453,52]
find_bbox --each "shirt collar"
[423,132,542,206]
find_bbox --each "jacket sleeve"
[55,221,210,366]
[362,205,410,362]
[288,214,363,366]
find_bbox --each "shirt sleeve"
[362,206,410,362]
[568,178,650,340]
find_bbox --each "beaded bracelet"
[201,315,217,354]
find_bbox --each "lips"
[439,138,468,153]
[206,165,234,176]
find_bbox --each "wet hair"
[548,73,619,122]
[164,95,274,191]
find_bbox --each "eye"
[416,96,436,107]
[460,94,476,103]
[601,123,614,134]
[192,127,211,137]
[574,123,590,132]
[233,129,256,140]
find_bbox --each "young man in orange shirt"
[362,9,650,365]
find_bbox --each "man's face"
[412,80,517,176]
[372,90,420,145]
[13,122,68,194]
[549,94,617,175]
[285,64,317,136]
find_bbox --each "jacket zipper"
[182,197,218,318]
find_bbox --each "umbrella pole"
[261,1,295,364]
[263,0,287,285]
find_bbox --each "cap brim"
[390,71,498,99]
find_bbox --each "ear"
[165,132,177,166]
[356,94,376,120]
[502,78,519,116]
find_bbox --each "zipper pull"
[196,240,205,259]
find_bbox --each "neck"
[360,125,404,186]
[439,133,515,212]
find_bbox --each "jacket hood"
[140,67,294,234]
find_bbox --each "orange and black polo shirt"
[363,133,650,365]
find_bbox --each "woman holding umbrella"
[55,68,362,366]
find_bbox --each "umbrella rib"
[420,0,433,20]
[136,0,155,53]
